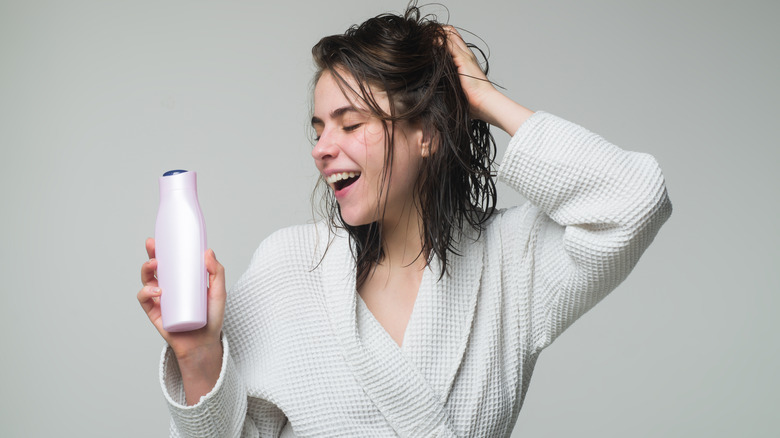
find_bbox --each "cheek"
[358,133,388,177]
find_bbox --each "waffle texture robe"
[159,111,673,437]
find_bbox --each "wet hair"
[311,1,497,286]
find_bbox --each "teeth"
[326,171,360,185]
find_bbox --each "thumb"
[205,249,226,297]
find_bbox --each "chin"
[338,206,375,228]
[339,213,372,228]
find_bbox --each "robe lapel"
[320,230,484,437]
[401,235,485,404]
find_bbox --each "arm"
[443,26,534,136]
[160,336,288,437]
[139,241,287,436]
[161,337,250,437]
[138,239,225,406]
[497,112,672,347]
[445,27,673,347]
[160,328,288,438]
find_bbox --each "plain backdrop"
[1,0,777,436]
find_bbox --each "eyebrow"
[311,105,362,126]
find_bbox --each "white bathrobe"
[160,111,672,437]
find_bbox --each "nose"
[311,129,339,162]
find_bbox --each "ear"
[418,128,439,158]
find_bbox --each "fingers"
[138,237,164,334]
[443,26,473,60]
[141,238,158,285]
[146,237,156,260]
[440,25,496,121]
[443,25,460,40]
[443,26,463,47]
[443,26,461,55]
[137,285,162,313]
[204,249,227,330]
[205,249,220,275]
[204,249,226,296]
[141,257,158,287]
[137,284,166,338]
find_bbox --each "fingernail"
[151,287,161,294]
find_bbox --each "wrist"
[174,341,224,406]
[174,340,223,374]
[474,90,534,135]
[471,88,504,124]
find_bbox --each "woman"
[139,4,672,437]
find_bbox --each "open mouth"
[326,171,361,191]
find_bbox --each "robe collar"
[320,227,484,437]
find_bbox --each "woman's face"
[311,70,425,227]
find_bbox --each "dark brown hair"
[312,1,497,285]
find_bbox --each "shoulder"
[466,203,544,261]
[247,222,328,268]
[444,205,537,254]
[481,203,537,237]
[257,222,325,250]
[229,222,330,303]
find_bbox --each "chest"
[357,267,424,347]
[269,257,521,437]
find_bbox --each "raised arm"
[443,26,534,136]
[445,27,672,348]
[498,111,672,347]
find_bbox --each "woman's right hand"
[138,237,226,404]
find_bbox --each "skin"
[311,70,430,346]
[138,239,225,406]
[138,26,534,405]
[310,70,427,231]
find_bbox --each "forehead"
[313,70,389,116]
[314,70,356,108]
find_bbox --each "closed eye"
[312,123,361,142]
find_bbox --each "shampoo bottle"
[155,169,208,332]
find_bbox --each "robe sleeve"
[160,302,287,438]
[160,336,287,438]
[161,337,245,437]
[496,111,672,350]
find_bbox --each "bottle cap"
[163,169,188,177]
[159,170,197,192]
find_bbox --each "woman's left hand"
[444,25,534,135]
[443,26,498,122]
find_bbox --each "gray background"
[1,0,777,436]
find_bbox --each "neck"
[377,199,427,272]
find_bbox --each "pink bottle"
[155,170,208,332]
